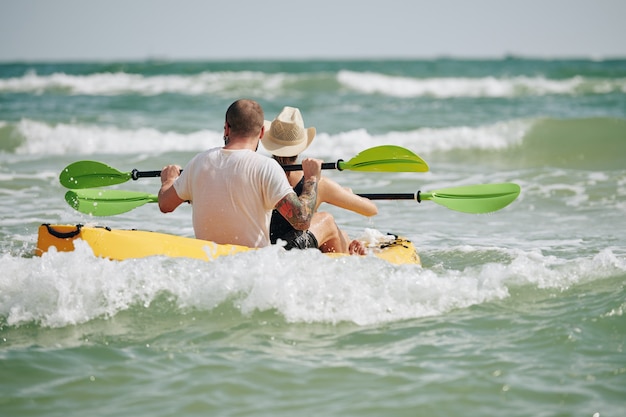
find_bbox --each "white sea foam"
[295,119,530,161]
[11,118,530,157]
[2,240,623,328]
[13,119,222,155]
[0,70,291,96]
[2,70,624,97]
[337,70,626,98]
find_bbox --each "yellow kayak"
[36,224,421,265]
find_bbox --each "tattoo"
[276,178,318,230]
[300,176,318,216]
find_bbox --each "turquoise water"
[1,58,625,416]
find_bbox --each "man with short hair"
[158,99,322,248]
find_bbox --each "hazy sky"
[1,0,625,61]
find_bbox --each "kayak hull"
[36,224,420,265]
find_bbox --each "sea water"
[1,58,625,416]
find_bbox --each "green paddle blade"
[420,183,521,214]
[60,161,132,189]
[338,145,429,172]
[65,189,158,216]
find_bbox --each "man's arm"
[275,181,317,230]
[158,165,185,213]
[274,158,321,230]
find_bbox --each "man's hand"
[301,158,322,182]
[160,165,181,185]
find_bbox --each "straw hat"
[262,106,316,157]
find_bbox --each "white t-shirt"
[174,148,293,248]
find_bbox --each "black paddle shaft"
[130,161,342,180]
[283,161,342,171]
[131,169,163,180]
[358,192,421,202]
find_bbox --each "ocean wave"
[0,69,296,96]
[3,117,624,171]
[392,117,626,171]
[1,242,623,328]
[2,119,223,155]
[2,69,625,98]
[508,117,626,170]
[337,70,626,98]
[1,118,530,157]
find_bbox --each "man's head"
[225,99,265,139]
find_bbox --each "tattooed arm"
[274,158,321,230]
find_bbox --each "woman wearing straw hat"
[263,106,378,254]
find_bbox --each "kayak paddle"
[64,183,520,216]
[359,183,521,214]
[65,189,158,217]
[59,145,429,189]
